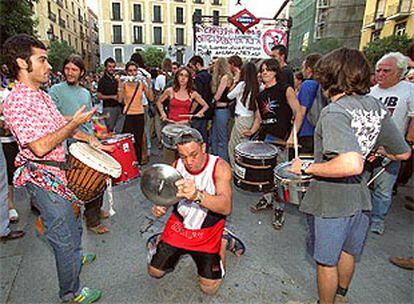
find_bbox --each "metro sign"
[228,9,260,33]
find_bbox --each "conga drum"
[233,141,279,192]
[66,142,122,202]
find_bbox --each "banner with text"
[195,23,288,58]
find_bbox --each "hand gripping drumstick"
[367,157,392,187]
[293,124,298,159]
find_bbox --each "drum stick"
[178,114,194,118]
[293,124,298,159]
[367,167,386,187]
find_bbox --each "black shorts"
[3,141,18,185]
[150,241,224,280]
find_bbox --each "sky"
[87,0,285,18]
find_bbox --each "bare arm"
[286,87,304,144]
[191,91,209,118]
[242,108,261,137]
[156,88,172,121]
[28,106,95,157]
[214,75,231,101]
[143,81,154,102]
[406,117,414,142]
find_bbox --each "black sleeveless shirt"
[257,82,292,140]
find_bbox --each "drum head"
[69,143,122,178]
[141,164,183,207]
[274,159,314,183]
[101,133,133,144]
[235,141,278,159]
[161,124,192,136]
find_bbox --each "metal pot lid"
[274,160,314,183]
[235,141,279,159]
[140,164,183,207]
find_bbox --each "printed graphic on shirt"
[261,97,279,115]
[347,108,387,158]
[177,200,208,230]
[376,96,398,114]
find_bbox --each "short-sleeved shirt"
[97,73,119,107]
[369,80,414,135]
[300,94,410,218]
[298,79,319,137]
[281,65,294,88]
[49,81,94,135]
[3,82,67,186]
[257,82,292,140]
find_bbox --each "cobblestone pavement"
[1,149,413,304]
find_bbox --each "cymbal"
[140,164,183,206]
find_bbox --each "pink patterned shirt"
[3,82,67,187]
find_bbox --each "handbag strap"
[123,82,141,115]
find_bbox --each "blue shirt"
[49,82,94,135]
[298,79,319,137]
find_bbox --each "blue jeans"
[191,119,208,146]
[27,184,83,301]
[0,143,10,236]
[370,160,400,224]
[211,108,230,162]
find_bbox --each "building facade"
[289,0,365,65]
[88,8,101,70]
[33,0,90,66]
[360,0,414,50]
[97,0,229,66]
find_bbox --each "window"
[72,2,74,14]
[176,28,184,45]
[153,5,162,22]
[194,9,202,23]
[114,48,123,63]
[212,0,220,4]
[375,0,386,19]
[394,22,406,36]
[60,30,64,41]
[371,30,381,42]
[176,7,184,23]
[112,25,123,43]
[194,0,203,3]
[176,49,184,65]
[154,27,162,44]
[133,26,143,44]
[112,2,121,20]
[133,4,142,21]
[213,10,219,26]
[73,20,76,32]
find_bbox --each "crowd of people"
[0,32,413,304]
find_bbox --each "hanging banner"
[195,22,288,58]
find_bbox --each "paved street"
[1,148,413,304]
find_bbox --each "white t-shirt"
[154,74,166,92]
[227,81,254,117]
[369,80,414,135]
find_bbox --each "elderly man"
[369,52,414,235]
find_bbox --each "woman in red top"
[156,67,208,125]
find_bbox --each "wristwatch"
[193,191,205,204]
[301,162,312,175]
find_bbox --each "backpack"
[307,84,330,127]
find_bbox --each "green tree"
[48,40,77,72]
[139,47,166,68]
[0,0,38,49]
[303,37,342,56]
[363,34,414,68]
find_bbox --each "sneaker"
[272,209,285,230]
[81,253,96,265]
[71,287,101,304]
[250,197,273,213]
[334,294,350,304]
[370,221,384,235]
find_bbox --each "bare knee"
[148,265,166,279]
[199,278,222,295]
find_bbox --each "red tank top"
[168,94,192,122]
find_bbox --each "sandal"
[99,210,110,219]
[9,209,19,223]
[250,197,273,213]
[222,228,246,257]
[88,224,110,234]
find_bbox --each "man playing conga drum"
[147,128,245,295]
[3,34,105,303]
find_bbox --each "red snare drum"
[102,133,139,185]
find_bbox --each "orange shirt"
[123,82,144,115]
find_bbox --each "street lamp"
[47,28,55,41]
[374,14,386,31]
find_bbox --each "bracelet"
[193,191,205,204]
[301,162,312,175]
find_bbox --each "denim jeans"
[191,119,208,145]
[211,108,230,162]
[0,143,10,236]
[27,183,82,301]
[371,160,401,224]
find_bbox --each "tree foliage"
[363,34,414,69]
[48,40,77,72]
[0,0,38,50]
[139,47,166,68]
[302,38,342,57]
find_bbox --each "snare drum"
[233,141,279,192]
[66,142,121,202]
[161,124,192,150]
[274,158,314,206]
[101,133,139,185]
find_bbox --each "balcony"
[59,18,66,28]
[387,1,411,21]
[112,39,124,44]
[153,18,163,23]
[133,39,143,44]
[56,0,64,8]
[48,11,57,22]
[132,17,144,22]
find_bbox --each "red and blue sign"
[228,9,260,33]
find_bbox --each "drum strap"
[123,82,141,115]
[28,159,75,170]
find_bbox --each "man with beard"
[49,55,110,234]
